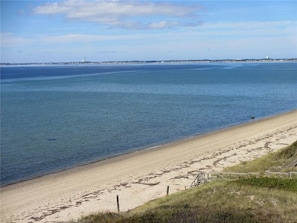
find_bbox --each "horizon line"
[1,57,297,65]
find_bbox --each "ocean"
[1,62,297,185]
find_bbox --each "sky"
[1,0,297,63]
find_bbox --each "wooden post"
[116,195,120,212]
[166,186,170,196]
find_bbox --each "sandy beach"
[1,110,297,223]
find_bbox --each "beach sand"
[1,110,297,223]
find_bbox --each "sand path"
[1,110,297,222]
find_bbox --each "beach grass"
[224,141,297,173]
[76,180,297,223]
[74,141,297,223]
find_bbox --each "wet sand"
[1,110,297,222]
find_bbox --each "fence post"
[116,195,120,212]
[167,186,170,196]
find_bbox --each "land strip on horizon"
[1,58,297,66]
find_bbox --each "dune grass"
[75,142,297,223]
[236,177,297,192]
[224,141,297,173]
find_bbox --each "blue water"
[1,63,297,185]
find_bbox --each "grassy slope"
[224,141,297,173]
[76,142,297,223]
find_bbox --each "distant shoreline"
[1,58,297,66]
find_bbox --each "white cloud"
[33,0,202,29]
[2,20,295,46]
[0,33,33,46]
[203,21,297,31]
[2,20,295,48]
[183,21,297,40]
[148,21,177,29]
[40,33,163,43]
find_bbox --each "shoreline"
[1,109,293,187]
[1,58,296,66]
[1,110,297,222]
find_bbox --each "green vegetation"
[236,177,297,192]
[225,141,297,173]
[74,142,297,223]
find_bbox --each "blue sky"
[1,0,296,63]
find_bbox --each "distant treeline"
[1,58,297,66]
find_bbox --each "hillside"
[74,141,297,223]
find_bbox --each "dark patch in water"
[47,138,57,141]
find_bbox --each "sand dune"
[1,110,297,222]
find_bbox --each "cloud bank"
[2,20,296,46]
[33,0,202,29]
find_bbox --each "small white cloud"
[0,33,33,46]
[40,33,161,43]
[149,21,175,29]
[33,0,202,29]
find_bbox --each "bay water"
[1,62,296,185]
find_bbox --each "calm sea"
[1,62,297,185]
